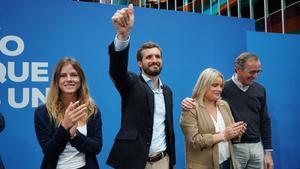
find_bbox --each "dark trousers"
[219,158,230,169]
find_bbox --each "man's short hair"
[136,42,162,62]
[235,52,259,71]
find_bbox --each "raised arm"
[112,4,134,41]
[109,4,136,94]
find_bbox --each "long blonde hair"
[192,68,224,107]
[46,57,96,125]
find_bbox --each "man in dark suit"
[106,4,176,169]
[0,112,5,169]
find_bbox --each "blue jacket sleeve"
[70,107,103,155]
[34,105,70,157]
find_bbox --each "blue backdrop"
[246,31,300,169]
[0,0,299,168]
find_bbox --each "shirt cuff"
[114,34,130,51]
[264,149,273,152]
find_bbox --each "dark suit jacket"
[107,42,176,169]
[34,104,102,169]
[0,112,4,169]
[0,112,4,133]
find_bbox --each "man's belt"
[147,150,167,162]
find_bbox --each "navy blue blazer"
[0,112,4,133]
[34,104,102,169]
[0,112,5,169]
[106,42,176,169]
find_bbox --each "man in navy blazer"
[106,4,176,169]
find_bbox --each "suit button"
[146,142,150,146]
[148,128,152,132]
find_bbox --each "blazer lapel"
[162,86,171,127]
[139,75,155,120]
[163,86,170,114]
[217,102,230,127]
[196,102,216,133]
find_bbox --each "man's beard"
[143,64,163,76]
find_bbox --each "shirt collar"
[141,73,163,91]
[231,73,249,92]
